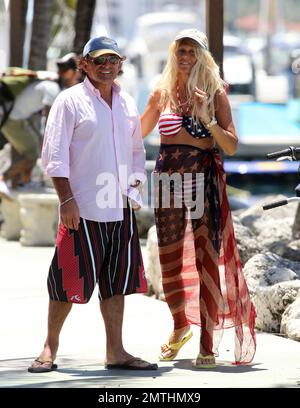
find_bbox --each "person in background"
[56,52,83,89]
[141,28,256,368]
[0,75,60,196]
[28,36,157,373]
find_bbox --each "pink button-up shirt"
[42,77,146,222]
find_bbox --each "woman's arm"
[194,88,238,156]
[140,89,161,138]
[211,91,238,156]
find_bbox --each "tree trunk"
[9,0,28,67]
[28,0,52,70]
[73,0,96,55]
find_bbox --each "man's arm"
[42,95,80,229]
[52,177,80,230]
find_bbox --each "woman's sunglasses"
[88,55,122,65]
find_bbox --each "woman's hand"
[193,87,211,124]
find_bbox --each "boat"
[127,10,202,86]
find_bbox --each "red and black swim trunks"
[47,206,147,303]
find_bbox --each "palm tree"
[28,0,52,70]
[9,0,28,67]
[73,0,96,55]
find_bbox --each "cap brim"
[175,35,207,50]
[175,34,197,43]
[88,49,123,58]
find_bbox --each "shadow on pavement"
[1,357,173,388]
[173,359,266,373]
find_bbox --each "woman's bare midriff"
[161,128,215,149]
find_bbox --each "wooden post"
[205,0,224,79]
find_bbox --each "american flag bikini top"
[158,113,211,139]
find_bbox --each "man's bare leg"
[30,300,72,368]
[100,295,157,369]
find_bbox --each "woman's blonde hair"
[156,36,225,118]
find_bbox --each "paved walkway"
[1,237,300,388]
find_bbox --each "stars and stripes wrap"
[154,143,256,364]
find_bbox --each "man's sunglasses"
[87,55,122,65]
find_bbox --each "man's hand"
[129,198,141,211]
[129,180,143,211]
[60,199,80,230]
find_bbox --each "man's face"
[82,53,122,87]
[59,68,77,87]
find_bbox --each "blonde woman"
[141,29,256,368]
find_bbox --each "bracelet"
[60,196,74,207]
[205,116,218,129]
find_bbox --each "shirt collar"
[83,76,121,97]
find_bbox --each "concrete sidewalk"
[1,237,300,388]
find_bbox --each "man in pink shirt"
[28,36,157,372]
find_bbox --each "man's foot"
[105,357,158,370]
[28,359,57,373]
[193,353,216,369]
[159,326,192,361]
[28,344,58,373]
[105,349,158,370]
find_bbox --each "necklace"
[176,84,192,115]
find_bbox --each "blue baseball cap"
[83,36,124,58]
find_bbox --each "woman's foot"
[160,326,192,361]
[193,353,216,369]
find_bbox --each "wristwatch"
[205,116,217,129]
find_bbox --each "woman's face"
[175,42,197,74]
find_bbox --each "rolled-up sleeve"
[131,115,147,184]
[41,95,75,178]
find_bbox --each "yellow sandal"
[193,353,216,369]
[159,329,193,361]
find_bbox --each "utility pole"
[205,0,224,162]
[265,0,277,75]
[205,0,224,79]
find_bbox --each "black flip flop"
[28,359,58,373]
[105,357,158,371]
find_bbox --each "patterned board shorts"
[47,206,147,303]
